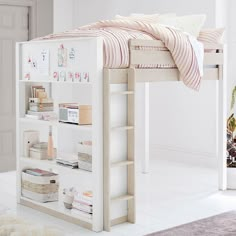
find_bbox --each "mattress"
[38,20,223,90]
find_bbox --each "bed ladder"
[103,68,136,231]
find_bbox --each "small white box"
[77,142,92,156]
[23,130,39,157]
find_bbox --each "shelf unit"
[16,38,104,232]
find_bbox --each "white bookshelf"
[16,38,104,232]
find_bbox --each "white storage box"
[77,142,92,156]
[21,170,59,203]
[227,168,236,189]
[78,160,92,172]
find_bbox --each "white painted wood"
[111,91,134,95]
[103,69,111,231]
[127,68,136,223]
[204,53,224,65]
[91,37,104,232]
[130,39,223,50]
[111,161,134,168]
[16,38,104,232]
[142,83,150,174]
[130,50,223,66]
[135,68,219,83]
[218,47,227,190]
[112,126,134,131]
[110,215,128,227]
[20,197,93,228]
[227,168,236,189]
[0,5,29,172]
[111,194,134,202]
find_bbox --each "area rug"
[146,211,236,236]
[0,215,64,236]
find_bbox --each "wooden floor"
[1,153,236,236]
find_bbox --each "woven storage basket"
[21,171,59,203]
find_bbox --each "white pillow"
[115,13,176,24]
[158,14,206,37]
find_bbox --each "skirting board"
[111,215,128,226]
[20,198,93,231]
[149,144,217,168]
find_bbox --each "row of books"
[29,85,54,116]
[71,191,93,219]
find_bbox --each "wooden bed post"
[142,83,150,174]
[217,46,227,190]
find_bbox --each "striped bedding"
[39,20,222,90]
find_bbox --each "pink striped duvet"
[39,20,204,90]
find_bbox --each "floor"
[1,155,236,236]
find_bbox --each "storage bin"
[21,170,59,203]
[59,104,92,125]
[227,168,236,189]
[78,160,92,172]
[77,142,92,156]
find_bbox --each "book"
[72,202,93,213]
[25,168,57,177]
[29,103,54,112]
[29,98,54,104]
[71,208,92,219]
[31,85,43,98]
[73,198,92,207]
[26,111,57,120]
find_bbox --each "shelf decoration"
[58,44,67,67]
[227,86,236,167]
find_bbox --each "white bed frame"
[103,39,226,231]
[16,37,226,232]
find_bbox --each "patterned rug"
[146,211,236,236]
[0,214,63,236]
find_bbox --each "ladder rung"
[112,126,134,131]
[111,160,134,168]
[111,194,134,202]
[111,91,134,96]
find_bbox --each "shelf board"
[20,197,93,226]
[20,157,92,176]
[111,91,134,96]
[111,161,134,168]
[19,117,92,131]
[19,80,92,85]
[111,194,134,202]
[112,126,134,131]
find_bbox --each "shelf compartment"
[19,117,92,131]
[19,80,92,85]
[112,126,134,131]
[111,161,134,168]
[20,157,92,176]
[111,194,134,202]
[20,197,92,229]
[111,91,134,96]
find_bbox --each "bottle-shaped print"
[47,126,54,160]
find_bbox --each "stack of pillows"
[115,13,224,43]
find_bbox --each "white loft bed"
[16,37,226,232]
[103,39,226,231]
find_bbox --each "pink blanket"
[39,20,202,90]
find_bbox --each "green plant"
[228,114,236,132]
[231,86,236,110]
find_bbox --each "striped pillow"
[198,28,225,44]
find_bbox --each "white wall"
[72,0,227,163]
[36,0,53,37]
[72,0,216,27]
[226,0,236,116]
[53,0,74,33]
